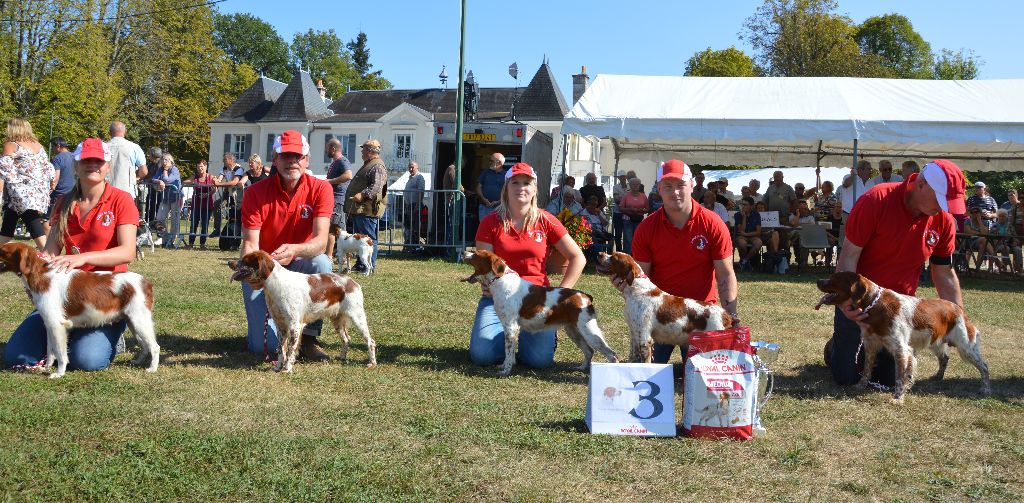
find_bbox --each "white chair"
[797,224,831,269]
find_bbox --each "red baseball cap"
[921,160,966,214]
[657,159,693,182]
[505,162,536,180]
[73,138,111,161]
[273,130,309,155]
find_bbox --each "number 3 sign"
[585,363,676,436]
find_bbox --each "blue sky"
[219,0,1022,101]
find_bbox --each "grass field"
[1,245,1022,502]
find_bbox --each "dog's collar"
[479,268,517,288]
[862,289,885,312]
[635,273,649,279]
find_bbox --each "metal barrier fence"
[377,189,467,258]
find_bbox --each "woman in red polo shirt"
[469,163,586,369]
[4,138,139,372]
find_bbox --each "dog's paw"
[366,361,377,368]
[48,371,64,379]
[890,396,905,405]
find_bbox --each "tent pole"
[851,138,859,203]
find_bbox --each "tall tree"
[855,14,932,79]
[213,12,291,82]
[741,0,888,77]
[290,28,358,98]
[685,47,761,77]
[934,48,981,80]
[346,31,391,90]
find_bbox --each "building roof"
[260,70,334,122]
[512,62,569,120]
[213,76,287,123]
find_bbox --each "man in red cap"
[239,130,334,361]
[616,159,739,364]
[825,159,967,387]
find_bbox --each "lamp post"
[453,0,468,259]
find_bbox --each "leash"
[261,310,276,364]
[852,288,892,391]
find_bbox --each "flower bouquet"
[556,207,593,249]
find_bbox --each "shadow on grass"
[156,332,265,370]
[379,342,603,384]
[535,417,589,433]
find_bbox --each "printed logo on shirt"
[300,204,312,219]
[925,229,939,247]
[691,234,709,250]
[98,211,115,227]
[532,230,545,243]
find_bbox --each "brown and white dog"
[0,242,160,378]
[596,252,733,363]
[229,250,376,372]
[334,231,374,275]
[816,271,991,403]
[461,249,618,376]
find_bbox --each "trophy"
[750,340,780,436]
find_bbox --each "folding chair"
[796,224,830,270]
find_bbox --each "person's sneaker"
[299,336,331,362]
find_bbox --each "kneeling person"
[240,130,334,360]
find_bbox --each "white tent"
[703,167,851,196]
[562,76,1024,187]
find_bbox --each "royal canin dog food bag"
[682,327,759,440]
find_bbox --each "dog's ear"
[490,254,506,276]
[256,252,276,279]
[850,275,869,307]
[16,244,41,276]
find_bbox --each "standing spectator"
[441,163,463,249]
[240,130,334,360]
[151,153,182,249]
[900,160,920,179]
[748,179,762,200]
[619,177,649,254]
[4,138,138,372]
[717,177,736,201]
[1007,189,1024,273]
[791,183,808,214]
[241,154,269,188]
[869,160,903,186]
[0,118,53,249]
[763,170,796,219]
[403,160,426,250]
[476,153,506,221]
[579,172,606,209]
[141,147,163,223]
[611,171,632,252]
[211,153,244,237]
[965,181,997,230]
[469,163,585,369]
[183,159,215,249]
[323,139,353,264]
[691,169,707,203]
[46,137,76,229]
[734,196,764,272]
[648,180,663,212]
[105,121,146,201]
[701,188,729,226]
[999,189,1017,212]
[344,139,388,273]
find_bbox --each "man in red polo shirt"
[825,160,966,387]
[240,130,334,360]
[624,159,739,363]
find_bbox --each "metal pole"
[452,0,467,258]
[851,138,859,202]
[47,113,55,157]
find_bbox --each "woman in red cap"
[469,162,586,369]
[4,138,140,372]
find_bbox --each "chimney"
[572,65,590,104]
[316,79,327,101]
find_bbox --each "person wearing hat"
[615,159,739,364]
[46,137,76,230]
[0,118,54,250]
[239,130,334,361]
[343,139,388,273]
[4,138,141,372]
[717,176,736,201]
[824,160,969,387]
[469,162,587,368]
[966,181,998,230]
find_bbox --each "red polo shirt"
[845,174,955,295]
[475,210,567,286]
[631,204,732,303]
[241,173,333,253]
[62,185,138,273]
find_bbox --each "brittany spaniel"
[461,249,618,376]
[334,231,374,275]
[229,250,376,372]
[0,242,160,378]
[596,252,734,363]
[816,271,991,403]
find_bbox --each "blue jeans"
[469,297,556,368]
[242,254,333,354]
[4,311,127,372]
[623,218,640,254]
[479,204,496,223]
[351,215,379,270]
[612,212,624,252]
[827,306,896,386]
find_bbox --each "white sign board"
[758,211,781,228]
[586,363,676,436]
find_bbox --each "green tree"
[290,29,359,98]
[346,31,391,90]
[855,14,932,79]
[934,48,981,80]
[213,12,291,82]
[741,0,888,77]
[685,47,761,77]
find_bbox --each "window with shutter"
[323,133,335,163]
[266,134,275,161]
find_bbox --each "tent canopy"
[562,75,1024,172]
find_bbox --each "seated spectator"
[992,209,1019,274]
[966,181,997,230]
[812,180,840,266]
[733,196,762,272]
[754,200,780,253]
[581,195,612,261]
[963,207,994,271]
[701,189,730,227]
[788,199,817,271]
[1008,189,1024,273]
[545,185,584,216]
